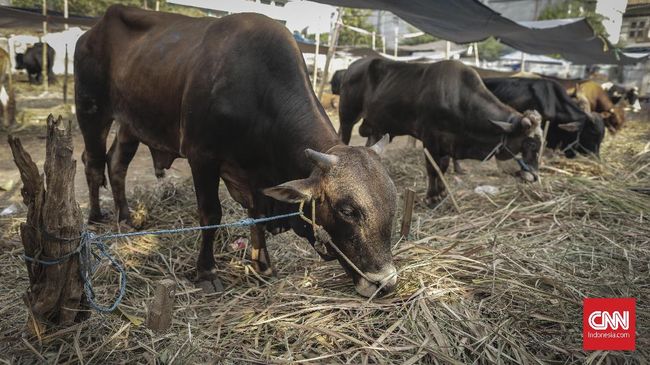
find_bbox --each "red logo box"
[583,298,636,351]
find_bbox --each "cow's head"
[557,112,605,158]
[601,107,625,133]
[491,110,543,183]
[14,53,25,70]
[263,136,398,298]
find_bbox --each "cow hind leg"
[452,158,466,175]
[189,158,225,293]
[107,123,139,225]
[77,109,112,224]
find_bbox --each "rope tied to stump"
[21,201,381,312]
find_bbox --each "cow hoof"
[424,195,444,208]
[196,270,224,294]
[88,211,110,224]
[196,279,225,294]
[252,261,276,278]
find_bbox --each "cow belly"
[220,162,254,209]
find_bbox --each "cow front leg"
[452,158,466,175]
[189,158,224,293]
[248,212,275,277]
[424,148,450,208]
[107,124,139,225]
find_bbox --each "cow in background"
[338,58,543,207]
[601,82,641,112]
[15,42,56,84]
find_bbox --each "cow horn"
[369,134,390,155]
[490,120,515,133]
[305,149,339,171]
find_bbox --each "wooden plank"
[400,188,416,238]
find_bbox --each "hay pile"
[1,119,648,364]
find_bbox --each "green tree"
[538,0,607,37]
[337,8,375,47]
[477,37,504,61]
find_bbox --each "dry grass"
[0,117,648,364]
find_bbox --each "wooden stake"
[146,279,176,333]
[400,188,416,238]
[423,147,460,213]
[8,115,86,333]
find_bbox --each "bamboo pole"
[42,0,48,90]
[317,8,342,99]
[312,33,320,90]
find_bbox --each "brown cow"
[75,6,398,297]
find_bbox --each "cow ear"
[490,120,515,133]
[263,178,316,203]
[558,122,581,132]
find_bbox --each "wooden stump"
[146,279,176,333]
[8,114,86,335]
[400,188,416,238]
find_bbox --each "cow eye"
[338,205,357,219]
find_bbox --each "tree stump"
[8,114,86,335]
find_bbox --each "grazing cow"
[483,78,605,158]
[602,82,641,112]
[15,42,56,84]
[544,76,624,132]
[330,69,347,95]
[75,6,398,297]
[338,58,543,207]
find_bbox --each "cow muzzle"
[355,265,397,298]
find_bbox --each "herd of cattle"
[68,6,640,298]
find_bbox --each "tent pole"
[382,36,386,54]
[318,8,341,99]
[313,32,320,90]
[63,44,68,106]
[393,26,398,57]
[156,0,160,11]
[371,31,376,51]
[63,0,68,30]
[474,42,479,66]
[445,41,450,60]
[42,0,48,91]
[521,52,526,72]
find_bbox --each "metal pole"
[445,41,451,60]
[318,8,342,99]
[371,31,376,51]
[42,0,48,91]
[393,26,398,57]
[520,52,526,72]
[474,42,479,66]
[382,36,386,54]
[312,33,320,90]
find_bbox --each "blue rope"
[21,210,303,313]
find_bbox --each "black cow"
[338,57,543,207]
[75,6,398,297]
[483,78,605,158]
[330,69,347,95]
[15,42,56,84]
